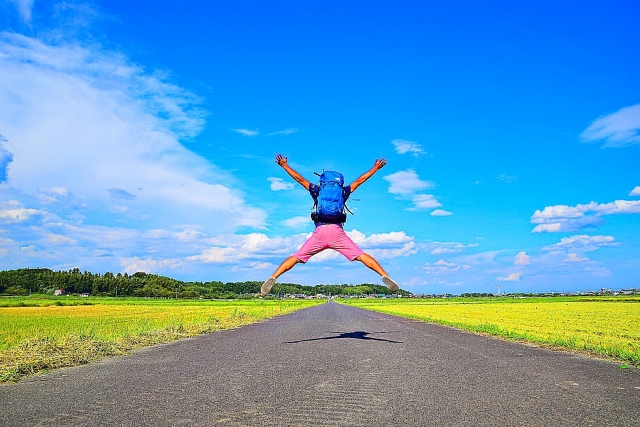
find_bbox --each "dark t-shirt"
[309,183,352,227]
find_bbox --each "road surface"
[1,301,639,426]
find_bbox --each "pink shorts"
[293,224,365,263]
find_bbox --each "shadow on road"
[285,330,402,344]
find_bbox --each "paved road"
[1,301,639,426]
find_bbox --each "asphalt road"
[1,301,639,426]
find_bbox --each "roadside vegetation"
[341,296,640,366]
[0,296,322,382]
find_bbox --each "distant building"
[54,289,65,296]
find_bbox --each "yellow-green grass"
[342,296,640,366]
[1,296,322,382]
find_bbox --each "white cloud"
[185,246,238,264]
[580,104,640,147]
[531,200,640,233]
[0,32,265,232]
[347,230,412,246]
[282,216,310,229]
[584,200,640,215]
[431,247,456,255]
[188,233,308,264]
[120,257,184,274]
[346,229,418,259]
[391,139,426,157]
[408,194,441,211]
[384,170,434,195]
[630,186,640,196]
[268,128,298,136]
[8,0,34,23]
[533,204,583,220]
[233,128,259,136]
[429,241,478,255]
[431,209,452,216]
[173,228,206,242]
[43,233,77,245]
[231,261,274,272]
[0,201,39,223]
[383,170,444,211]
[514,251,531,265]
[268,177,294,191]
[424,259,460,274]
[498,272,521,282]
[565,253,589,263]
[37,187,86,210]
[543,235,616,252]
[369,242,418,259]
[531,223,564,233]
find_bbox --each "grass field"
[0,296,322,382]
[341,296,640,366]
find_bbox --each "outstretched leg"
[260,256,301,295]
[355,253,399,292]
[355,253,387,276]
[272,256,301,279]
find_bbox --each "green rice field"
[0,296,321,382]
[342,296,640,366]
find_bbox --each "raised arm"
[275,154,311,190]
[349,158,387,193]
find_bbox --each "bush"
[3,286,28,296]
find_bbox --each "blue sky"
[1,0,639,294]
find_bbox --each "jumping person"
[260,153,399,296]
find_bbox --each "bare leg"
[355,253,387,276]
[260,256,301,295]
[272,256,301,279]
[356,253,398,292]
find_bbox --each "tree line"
[0,268,407,298]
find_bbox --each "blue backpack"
[311,171,348,224]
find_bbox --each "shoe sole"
[382,276,399,292]
[261,277,276,295]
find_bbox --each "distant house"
[80,293,90,297]
[54,289,65,296]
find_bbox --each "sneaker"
[381,275,399,292]
[260,277,276,295]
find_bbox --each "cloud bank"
[0,32,265,231]
[0,29,271,276]
[531,200,640,233]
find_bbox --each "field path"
[1,301,639,426]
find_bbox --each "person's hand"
[374,158,387,170]
[275,153,288,167]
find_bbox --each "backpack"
[311,171,348,224]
